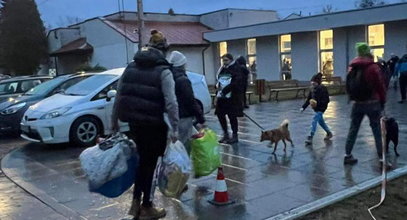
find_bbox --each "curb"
[1,148,87,220]
[266,166,407,220]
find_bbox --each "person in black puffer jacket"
[168,51,205,152]
[301,73,333,145]
[112,30,178,220]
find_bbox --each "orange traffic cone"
[208,167,235,206]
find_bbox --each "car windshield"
[65,74,117,96]
[24,77,66,96]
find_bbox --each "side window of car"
[57,77,85,93]
[92,81,118,101]
[20,80,42,93]
[5,82,18,94]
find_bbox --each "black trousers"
[217,113,238,135]
[400,75,407,100]
[128,122,168,207]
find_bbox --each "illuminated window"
[319,30,334,77]
[280,34,292,80]
[368,24,385,61]
[219,41,227,58]
[247,39,257,82]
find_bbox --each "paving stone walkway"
[2,90,407,220]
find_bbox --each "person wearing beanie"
[215,53,245,144]
[343,42,388,167]
[148,29,169,55]
[301,72,332,145]
[168,51,206,151]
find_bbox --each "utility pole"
[137,0,145,50]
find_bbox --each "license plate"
[21,125,30,133]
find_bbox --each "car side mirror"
[106,90,117,102]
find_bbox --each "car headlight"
[0,102,26,115]
[40,107,71,120]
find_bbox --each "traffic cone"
[208,167,235,206]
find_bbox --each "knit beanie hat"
[168,51,187,67]
[355,42,371,57]
[311,72,323,84]
[148,29,169,52]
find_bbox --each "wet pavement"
[1,89,407,220]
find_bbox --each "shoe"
[139,206,166,220]
[305,136,312,145]
[128,198,141,217]
[379,159,393,170]
[244,105,250,109]
[398,100,405,104]
[344,155,358,165]
[227,133,238,144]
[219,134,230,144]
[324,132,333,140]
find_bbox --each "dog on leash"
[260,119,294,154]
[384,117,399,156]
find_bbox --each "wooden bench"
[211,91,254,107]
[268,80,309,101]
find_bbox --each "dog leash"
[243,112,265,131]
[368,116,388,220]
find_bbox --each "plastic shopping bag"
[190,128,221,178]
[158,141,191,198]
[79,133,138,197]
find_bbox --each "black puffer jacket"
[302,84,330,112]
[115,47,170,125]
[172,67,205,124]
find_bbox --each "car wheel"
[70,116,101,147]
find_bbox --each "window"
[65,74,117,96]
[93,80,118,100]
[280,34,292,80]
[0,82,18,95]
[247,39,257,83]
[368,24,385,61]
[219,41,227,62]
[20,80,42,93]
[319,30,334,77]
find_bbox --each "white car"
[20,68,211,146]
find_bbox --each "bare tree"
[168,8,175,15]
[322,4,334,13]
[355,0,386,8]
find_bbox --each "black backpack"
[346,64,374,101]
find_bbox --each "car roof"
[98,68,125,76]
[0,75,53,83]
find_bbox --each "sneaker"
[324,132,333,140]
[305,136,312,145]
[139,206,166,220]
[227,134,238,144]
[128,198,140,217]
[379,159,393,169]
[219,134,230,144]
[344,155,358,165]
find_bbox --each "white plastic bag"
[158,141,191,198]
[79,133,136,190]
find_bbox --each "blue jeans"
[345,102,383,158]
[310,111,331,137]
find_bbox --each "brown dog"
[260,119,294,154]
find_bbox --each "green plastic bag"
[190,128,222,178]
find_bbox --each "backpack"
[346,64,374,101]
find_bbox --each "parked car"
[0,74,11,81]
[21,68,211,146]
[0,73,94,134]
[0,76,52,103]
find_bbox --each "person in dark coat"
[395,54,407,103]
[387,54,400,90]
[236,56,250,108]
[215,53,245,144]
[112,30,178,220]
[301,72,332,145]
[168,50,206,151]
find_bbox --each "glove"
[170,131,179,143]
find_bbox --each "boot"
[305,136,312,145]
[128,198,141,217]
[139,205,166,220]
[227,133,238,144]
[219,133,230,143]
[344,154,358,165]
[324,132,333,140]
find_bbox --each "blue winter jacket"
[395,58,407,76]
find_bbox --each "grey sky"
[35,0,402,27]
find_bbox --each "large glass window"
[219,41,227,58]
[319,30,334,78]
[247,39,257,83]
[368,24,385,61]
[280,34,292,80]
